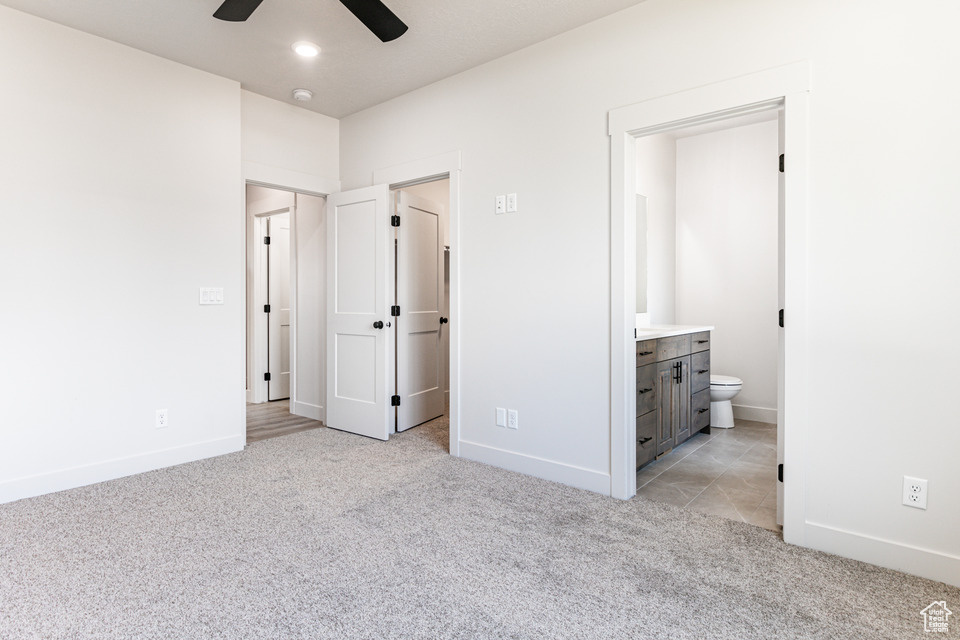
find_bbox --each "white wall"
[339,0,960,585]
[241,91,339,185]
[675,120,779,419]
[0,6,244,501]
[636,134,677,324]
[293,193,325,419]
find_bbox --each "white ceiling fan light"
[292,89,314,102]
[292,41,321,57]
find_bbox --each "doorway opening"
[633,109,782,531]
[390,178,451,437]
[245,184,324,443]
[608,62,810,543]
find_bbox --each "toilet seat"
[710,374,742,387]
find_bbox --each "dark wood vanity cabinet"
[636,331,710,470]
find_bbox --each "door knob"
[373,321,384,329]
[439,317,448,324]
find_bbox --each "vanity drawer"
[691,331,711,353]
[691,388,711,432]
[636,364,657,416]
[690,350,710,393]
[636,411,657,469]
[657,334,691,361]
[636,339,657,367]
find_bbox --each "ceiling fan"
[213,0,408,43]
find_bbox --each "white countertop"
[635,324,714,341]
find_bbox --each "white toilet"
[709,375,743,429]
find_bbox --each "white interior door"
[325,185,393,440]
[396,191,445,431]
[268,212,291,401]
[776,111,785,526]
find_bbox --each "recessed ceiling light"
[292,89,313,102]
[292,41,320,58]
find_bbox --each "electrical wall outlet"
[902,475,927,509]
[495,195,506,214]
[506,193,518,213]
[507,409,519,430]
[156,409,169,429]
[496,407,506,427]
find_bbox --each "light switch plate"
[496,407,506,427]
[199,287,224,305]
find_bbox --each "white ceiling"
[0,0,647,118]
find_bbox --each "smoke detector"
[292,89,313,102]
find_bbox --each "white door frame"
[374,151,462,455]
[608,62,810,546]
[241,165,339,425]
[250,206,295,406]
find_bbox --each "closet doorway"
[245,184,325,442]
[324,178,451,440]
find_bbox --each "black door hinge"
[779,154,785,173]
[391,395,401,407]
[391,215,400,227]
[264,236,271,245]
[778,463,784,482]
[264,304,271,313]
[391,305,400,317]
[779,308,784,328]
[264,372,271,382]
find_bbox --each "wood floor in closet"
[246,401,322,443]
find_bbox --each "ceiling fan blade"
[339,0,408,42]
[213,0,265,22]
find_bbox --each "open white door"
[776,111,785,526]
[396,191,446,432]
[325,185,393,441]
[267,212,292,401]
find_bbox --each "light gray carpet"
[1,418,956,639]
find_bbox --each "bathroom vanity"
[635,325,713,470]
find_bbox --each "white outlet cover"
[496,407,506,427]
[507,409,518,430]
[506,193,517,213]
[495,195,506,214]
[902,475,928,509]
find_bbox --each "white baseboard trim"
[0,435,245,505]
[245,388,255,403]
[733,403,777,424]
[458,440,611,495]
[293,401,323,421]
[805,521,960,588]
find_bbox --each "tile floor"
[635,419,780,532]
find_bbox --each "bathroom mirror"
[636,194,648,316]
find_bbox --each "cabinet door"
[636,412,657,469]
[674,356,691,446]
[655,360,675,455]
[690,350,710,394]
[636,364,657,416]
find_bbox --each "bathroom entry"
[634,108,784,530]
